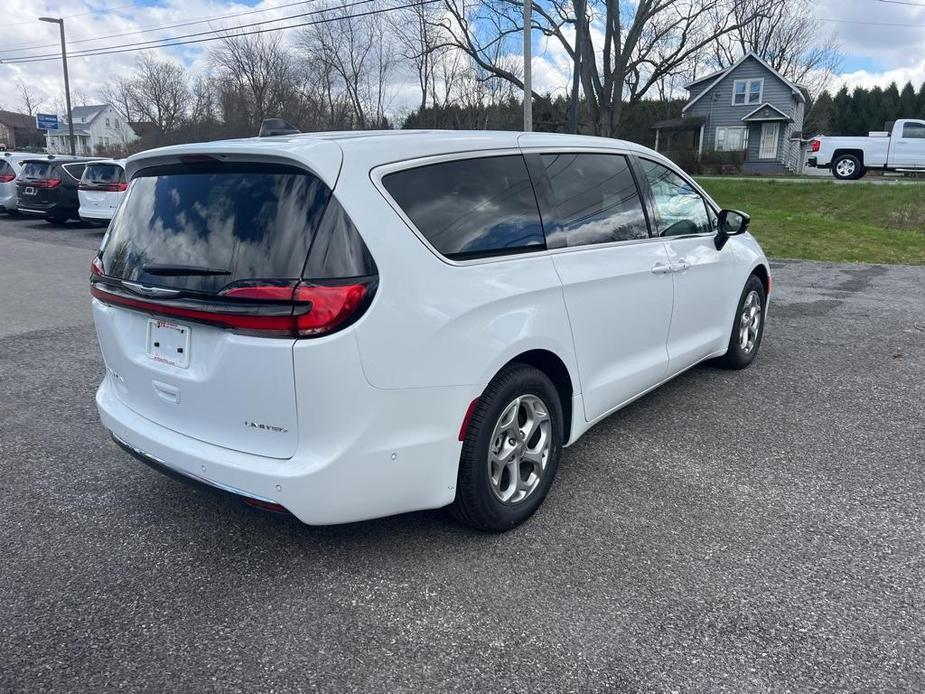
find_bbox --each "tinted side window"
[538,153,648,247]
[303,196,377,279]
[903,122,925,139]
[382,155,544,260]
[62,164,87,181]
[640,160,711,237]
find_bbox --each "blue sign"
[35,113,59,131]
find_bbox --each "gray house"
[653,52,807,173]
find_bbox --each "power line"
[0,0,443,64]
[0,0,320,55]
[2,0,375,62]
[816,16,925,27]
[6,1,150,27]
[877,0,925,6]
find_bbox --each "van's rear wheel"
[832,154,863,180]
[450,364,563,532]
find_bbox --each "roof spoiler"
[258,118,301,137]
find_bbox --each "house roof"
[69,104,108,124]
[0,110,40,130]
[741,103,792,122]
[682,52,807,114]
[684,68,727,89]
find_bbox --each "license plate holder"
[146,319,191,368]
[24,187,35,196]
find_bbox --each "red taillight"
[80,182,127,192]
[91,280,371,338]
[28,178,61,189]
[0,174,15,183]
[810,139,821,153]
[293,283,368,336]
[90,256,104,276]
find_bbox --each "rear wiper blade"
[142,264,231,276]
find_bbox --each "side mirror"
[715,209,751,250]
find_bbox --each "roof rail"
[258,118,301,137]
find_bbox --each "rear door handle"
[651,263,672,275]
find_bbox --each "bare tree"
[99,77,136,122]
[301,5,398,129]
[127,55,189,132]
[710,0,842,98]
[211,32,298,131]
[437,0,758,136]
[390,0,447,113]
[16,79,43,116]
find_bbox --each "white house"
[45,104,138,155]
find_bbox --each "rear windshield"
[83,163,125,184]
[20,162,53,179]
[100,163,336,293]
[0,161,13,177]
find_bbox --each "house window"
[732,79,763,106]
[105,118,110,128]
[715,126,748,152]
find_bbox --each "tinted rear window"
[100,163,332,293]
[83,164,125,184]
[537,153,649,247]
[20,162,53,179]
[0,161,13,177]
[382,155,544,260]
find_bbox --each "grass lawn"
[696,179,925,265]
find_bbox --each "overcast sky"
[1,0,924,117]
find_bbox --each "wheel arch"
[833,148,865,167]
[750,262,771,296]
[501,349,576,446]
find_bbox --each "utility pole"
[39,16,76,156]
[568,0,585,134]
[523,0,532,132]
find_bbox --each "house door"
[759,122,780,159]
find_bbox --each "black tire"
[832,154,863,180]
[713,274,767,370]
[449,363,564,532]
[46,211,70,224]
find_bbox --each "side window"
[902,122,925,139]
[382,155,544,260]
[62,164,86,181]
[640,160,712,237]
[537,153,649,247]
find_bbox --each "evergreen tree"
[831,86,852,133]
[899,82,918,118]
[805,91,834,135]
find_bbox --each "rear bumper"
[0,189,15,211]
[80,208,115,222]
[96,368,472,525]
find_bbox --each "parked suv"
[78,159,127,225]
[91,130,770,531]
[17,157,96,223]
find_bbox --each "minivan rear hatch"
[91,160,335,459]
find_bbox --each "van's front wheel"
[450,364,563,532]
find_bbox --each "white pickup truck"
[807,118,925,180]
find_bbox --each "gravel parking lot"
[1,214,923,693]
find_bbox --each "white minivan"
[1,151,34,212]
[78,159,127,225]
[91,130,770,531]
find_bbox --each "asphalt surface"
[1,213,923,693]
